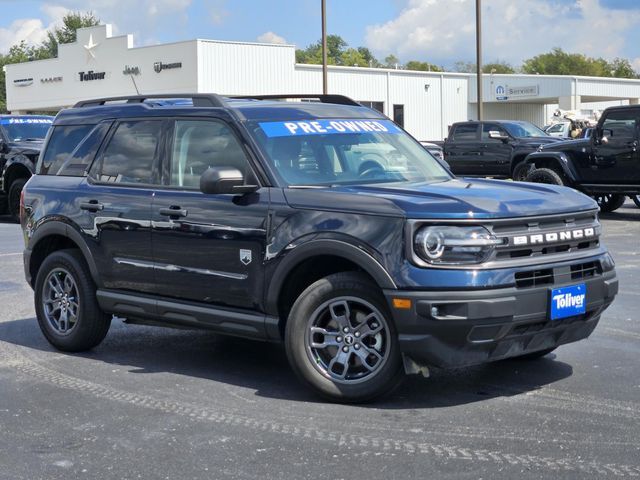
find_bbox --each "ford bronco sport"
[21,94,618,402]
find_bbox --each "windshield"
[1,117,53,142]
[502,121,548,138]
[249,118,451,186]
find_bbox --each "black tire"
[632,195,640,208]
[525,167,565,186]
[593,194,626,213]
[285,272,403,403]
[514,347,556,360]
[512,162,532,182]
[7,177,27,222]
[34,249,111,352]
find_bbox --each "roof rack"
[73,94,227,108]
[230,94,361,107]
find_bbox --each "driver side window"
[170,120,250,189]
[601,111,638,140]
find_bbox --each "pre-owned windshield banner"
[0,118,53,125]
[259,119,402,137]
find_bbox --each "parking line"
[0,253,21,257]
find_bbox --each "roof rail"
[231,94,361,107]
[73,94,227,108]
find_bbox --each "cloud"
[0,18,49,53]
[365,0,640,68]
[257,31,287,45]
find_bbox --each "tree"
[295,34,347,65]
[384,54,399,69]
[482,61,515,74]
[608,57,637,78]
[41,11,100,58]
[357,47,380,67]
[521,47,638,78]
[405,60,443,72]
[340,48,368,67]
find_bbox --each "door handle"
[159,206,188,218]
[80,200,104,212]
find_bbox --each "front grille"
[489,210,601,265]
[571,261,602,280]
[515,268,554,288]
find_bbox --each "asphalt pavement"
[0,201,639,480]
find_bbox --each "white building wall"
[481,103,546,127]
[197,40,296,95]
[5,25,199,112]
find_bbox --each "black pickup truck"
[441,120,562,180]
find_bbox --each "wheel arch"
[265,239,396,337]
[27,221,100,289]
[524,152,578,182]
[3,161,32,193]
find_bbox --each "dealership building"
[6,24,640,140]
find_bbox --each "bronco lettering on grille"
[512,227,595,246]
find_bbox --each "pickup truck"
[442,120,562,180]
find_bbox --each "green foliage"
[41,11,100,58]
[483,61,515,74]
[405,60,443,72]
[521,48,638,78]
[0,11,100,112]
[383,54,399,68]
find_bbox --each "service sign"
[259,119,402,137]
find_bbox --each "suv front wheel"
[593,194,626,213]
[285,272,403,402]
[34,249,111,352]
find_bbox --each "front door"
[590,109,640,184]
[480,123,512,176]
[151,118,269,310]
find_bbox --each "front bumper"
[384,268,618,368]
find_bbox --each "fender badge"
[240,249,252,265]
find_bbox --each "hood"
[8,139,44,154]
[539,138,589,151]
[517,136,563,146]
[283,178,597,220]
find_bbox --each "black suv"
[0,115,53,219]
[525,105,640,212]
[21,94,618,402]
[442,120,561,180]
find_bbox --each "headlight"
[414,225,502,265]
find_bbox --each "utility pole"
[322,0,328,94]
[476,0,483,120]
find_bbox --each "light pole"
[322,0,328,94]
[475,0,483,120]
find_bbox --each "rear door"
[444,123,482,175]
[151,117,269,310]
[591,109,640,183]
[480,123,512,176]
[82,119,165,294]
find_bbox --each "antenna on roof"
[129,75,140,95]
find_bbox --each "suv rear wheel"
[593,194,626,213]
[525,167,565,186]
[34,249,111,352]
[285,272,403,402]
[512,162,532,182]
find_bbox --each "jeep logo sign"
[511,227,596,246]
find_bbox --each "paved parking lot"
[1,201,639,480]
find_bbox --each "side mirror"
[200,167,258,195]
[488,131,509,142]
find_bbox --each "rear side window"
[451,124,478,141]
[55,122,112,177]
[92,120,162,184]
[39,125,94,175]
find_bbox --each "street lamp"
[476,0,483,120]
[322,0,328,94]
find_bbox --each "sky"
[1,0,640,70]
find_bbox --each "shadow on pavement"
[0,316,573,408]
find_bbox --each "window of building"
[358,101,385,114]
[393,104,405,128]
